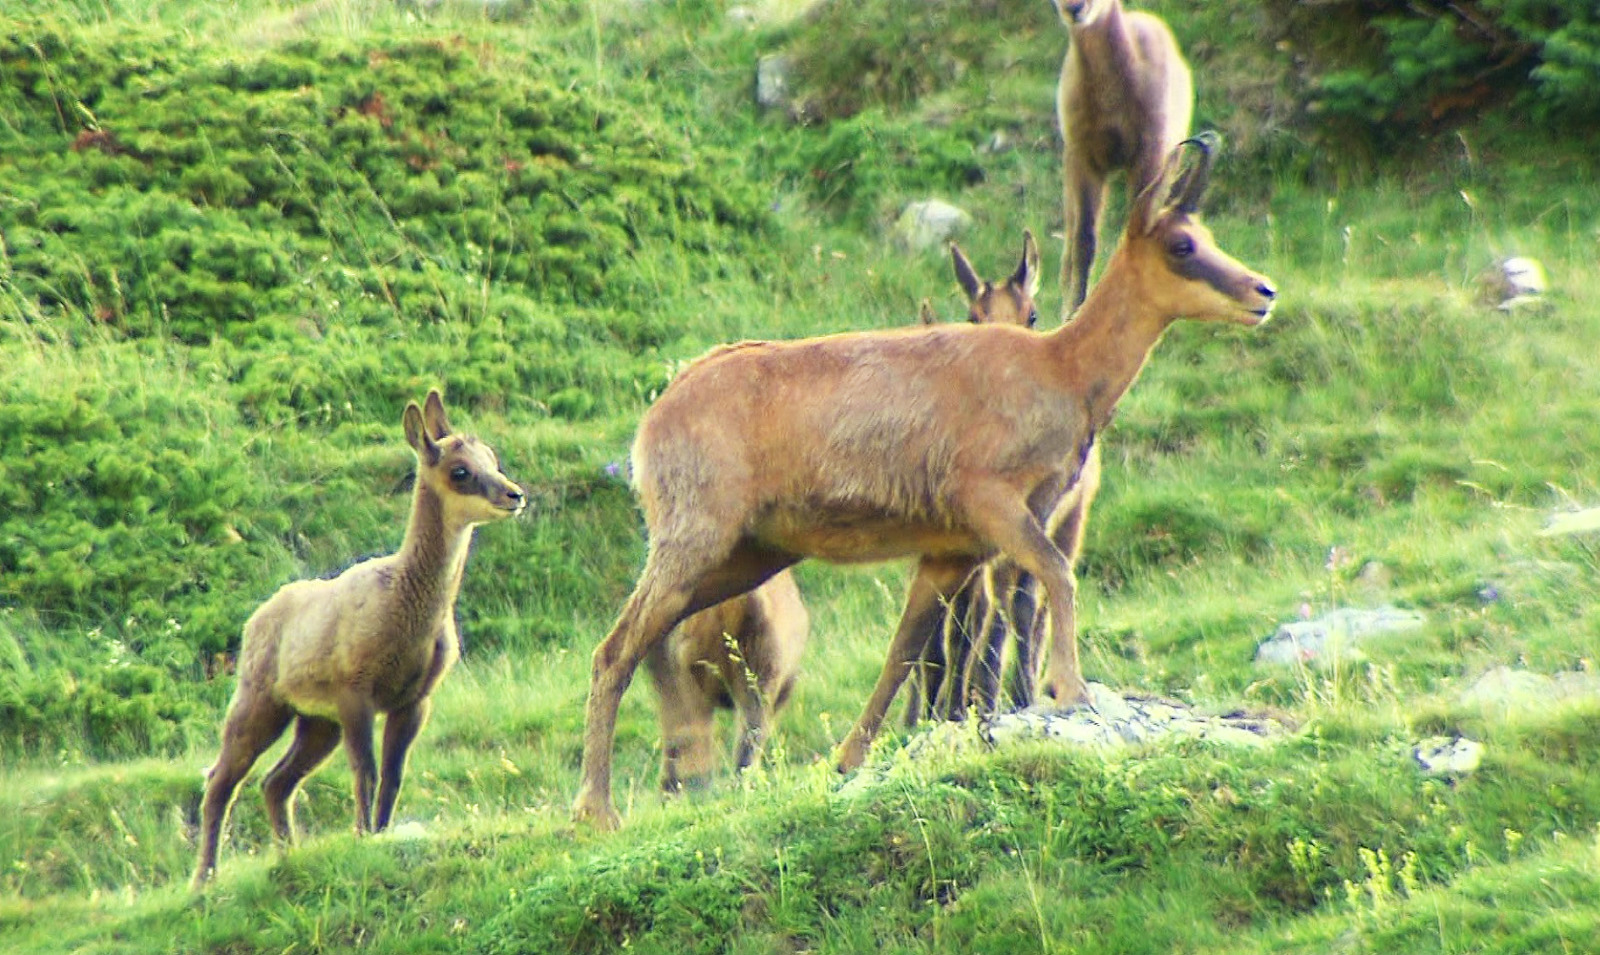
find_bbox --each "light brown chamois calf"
[645,568,809,793]
[193,391,524,888]
[574,134,1275,830]
[1053,0,1194,315]
[901,229,1053,723]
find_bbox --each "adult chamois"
[1053,0,1194,315]
[193,390,524,888]
[574,134,1275,830]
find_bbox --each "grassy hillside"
[2,1,1598,952]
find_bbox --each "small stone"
[1413,736,1483,776]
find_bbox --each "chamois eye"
[1169,236,1195,259]
[1027,307,1039,328]
[450,465,471,482]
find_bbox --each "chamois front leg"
[375,699,429,831]
[835,555,979,773]
[338,698,380,833]
[1062,171,1107,316]
[959,483,1091,708]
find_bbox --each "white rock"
[1540,507,1600,537]
[755,54,794,111]
[1413,736,1483,776]
[1255,605,1425,666]
[892,199,972,251]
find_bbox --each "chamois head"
[951,230,1042,328]
[1052,0,1115,27]
[403,390,526,526]
[1124,132,1277,326]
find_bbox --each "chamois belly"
[754,510,989,564]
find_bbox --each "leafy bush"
[1265,0,1600,147]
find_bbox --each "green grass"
[2,0,1599,952]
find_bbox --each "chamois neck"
[1072,1,1132,65]
[395,480,475,613]
[1047,245,1174,428]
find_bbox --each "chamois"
[645,568,809,793]
[574,134,1275,830]
[901,230,1049,723]
[1053,0,1194,315]
[193,390,525,888]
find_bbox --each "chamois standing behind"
[193,390,525,888]
[572,134,1276,830]
[1053,0,1194,315]
[646,569,809,793]
[899,230,1062,722]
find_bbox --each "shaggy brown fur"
[573,136,1276,830]
[193,391,524,889]
[1053,0,1194,315]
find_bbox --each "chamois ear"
[422,388,453,441]
[951,243,984,302]
[1012,229,1041,299]
[918,298,937,325]
[403,401,440,465]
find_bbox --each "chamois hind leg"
[644,640,718,794]
[337,698,379,834]
[835,554,981,773]
[575,540,795,829]
[900,604,950,729]
[927,581,974,722]
[374,699,429,831]
[959,565,1014,717]
[1005,570,1044,709]
[192,692,293,889]
[261,715,341,845]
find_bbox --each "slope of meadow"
[2,1,1598,953]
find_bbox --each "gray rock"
[892,199,972,251]
[1478,256,1547,311]
[1540,507,1600,537]
[1414,736,1483,776]
[1255,605,1425,666]
[1459,665,1600,707]
[756,54,794,111]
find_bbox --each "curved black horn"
[1171,130,1221,213]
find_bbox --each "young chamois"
[645,569,809,793]
[573,134,1275,830]
[900,230,1053,724]
[193,390,524,888]
[1053,0,1194,315]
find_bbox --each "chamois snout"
[1055,0,1100,25]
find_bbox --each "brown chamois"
[1053,0,1194,315]
[645,568,809,793]
[193,390,524,888]
[573,134,1275,830]
[900,230,1052,724]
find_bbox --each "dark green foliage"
[0,27,768,347]
[1264,0,1600,150]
